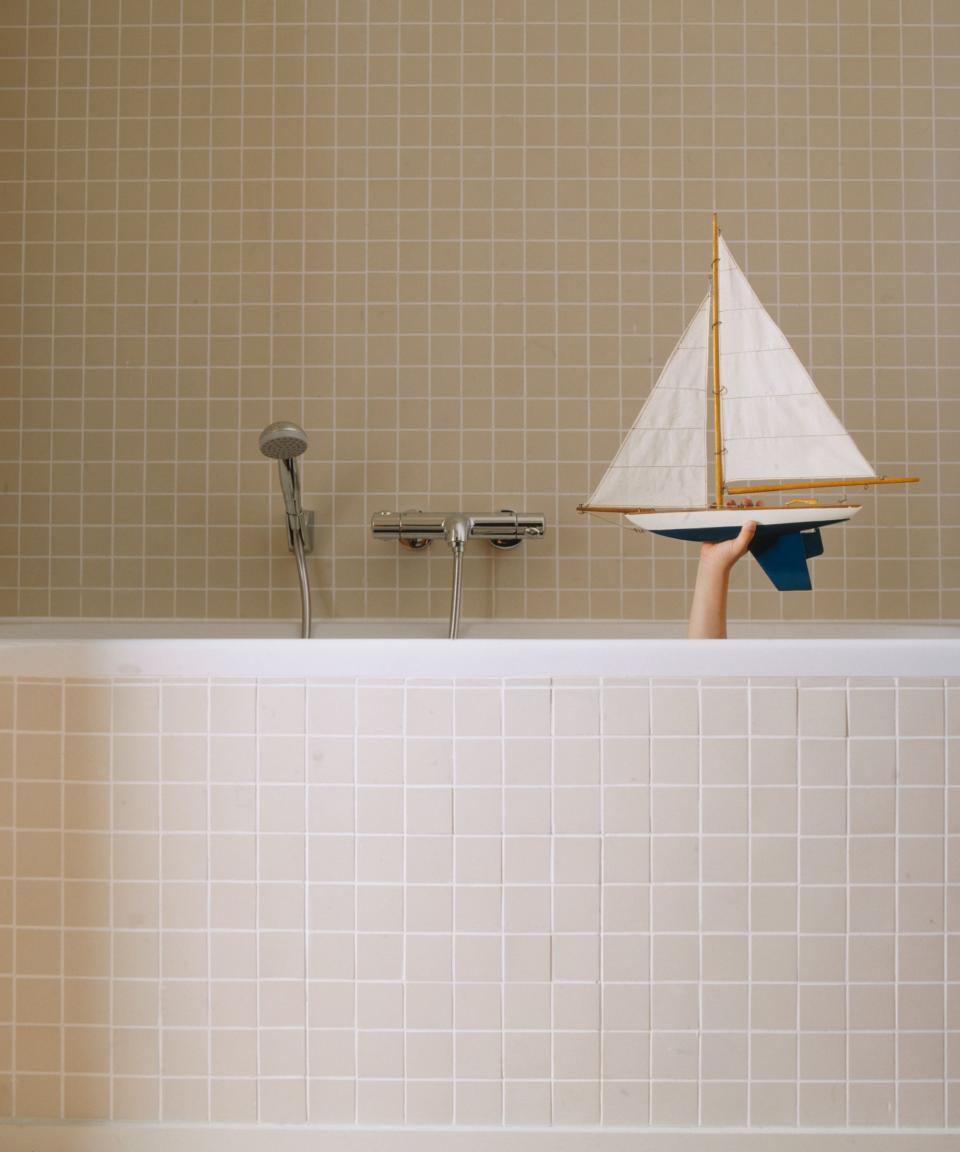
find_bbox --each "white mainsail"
[716,236,875,484]
[586,296,710,509]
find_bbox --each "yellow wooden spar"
[712,211,723,509]
[727,476,918,495]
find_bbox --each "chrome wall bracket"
[287,510,314,555]
[371,510,546,638]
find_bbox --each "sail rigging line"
[592,510,641,535]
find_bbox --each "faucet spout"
[443,515,470,638]
[443,513,471,553]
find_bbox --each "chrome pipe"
[444,514,470,640]
[448,547,463,639]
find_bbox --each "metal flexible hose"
[448,541,464,639]
[292,528,312,640]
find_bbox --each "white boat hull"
[626,505,861,533]
[625,505,862,592]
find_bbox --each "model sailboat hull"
[628,505,861,591]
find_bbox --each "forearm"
[688,557,732,639]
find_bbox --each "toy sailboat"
[577,215,918,591]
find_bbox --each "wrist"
[698,547,737,575]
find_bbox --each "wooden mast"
[711,212,723,509]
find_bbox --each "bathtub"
[0,619,958,1149]
[1,618,958,678]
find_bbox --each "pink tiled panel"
[0,675,956,1129]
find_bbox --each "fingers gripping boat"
[578,215,918,591]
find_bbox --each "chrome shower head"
[260,421,308,528]
[259,421,308,460]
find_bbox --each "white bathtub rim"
[1,636,959,679]
[1,1121,957,1150]
[1,615,959,641]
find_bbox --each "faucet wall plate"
[287,510,314,555]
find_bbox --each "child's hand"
[699,519,758,571]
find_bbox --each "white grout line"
[549,675,556,1123]
[450,680,458,1123]
[204,4,214,621]
[206,678,212,1121]
[361,3,369,622]
[927,7,943,623]
[499,677,506,1123]
[866,6,878,624]
[268,8,277,622]
[845,678,852,1126]
[400,677,407,1123]
[172,1,183,620]
[696,678,703,1126]
[15,0,29,616]
[893,676,900,1126]
[941,678,948,1126]
[253,674,261,1123]
[108,678,115,1119]
[746,676,753,1124]
[647,677,653,1125]
[303,679,311,1121]
[10,679,17,1118]
[157,677,164,1120]
[352,676,359,1123]
[796,678,802,1127]
[108,0,120,620]
[57,676,64,1118]
[598,678,606,1123]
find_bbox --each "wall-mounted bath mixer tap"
[371,510,545,547]
[371,510,546,638]
[260,421,313,639]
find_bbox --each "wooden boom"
[725,476,919,495]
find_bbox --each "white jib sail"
[717,236,875,483]
[587,295,710,509]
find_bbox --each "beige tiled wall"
[1,3,958,621]
[0,674,957,1127]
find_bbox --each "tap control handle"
[371,510,445,541]
[470,510,546,541]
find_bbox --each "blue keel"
[748,529,820,591]
[651,521,833,591]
